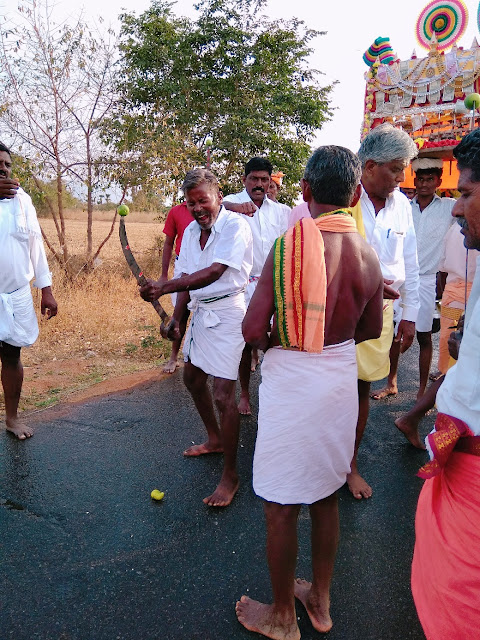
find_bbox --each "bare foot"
[162,359,178,374]
[203,474,239,507]
[238,394,251,416]
[294,578,332,633]
[347,471,372,499]
[370,385,398,400]
[183,441,223,457]
[6,417,33,440]
[394,416,426,450]
[236,596,300,640]
[429,370,443,382]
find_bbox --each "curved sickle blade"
[119,217,169,324]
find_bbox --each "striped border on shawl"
[292,220,304,350]
[273,236,289,347]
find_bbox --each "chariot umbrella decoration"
[416,0,469,51]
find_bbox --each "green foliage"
[10,154,47,212]
[104,0,333,205]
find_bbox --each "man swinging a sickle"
[139,168,253,507]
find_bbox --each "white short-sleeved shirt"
[439,222,479,284]
[223,189,288,276]
[411,195,455,276]
[177,206,253,300]
[435,256,480,434]
[0,189,52,294]
[360,186,420,323]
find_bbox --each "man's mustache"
[456,217,468,230]
[252,187,264,193]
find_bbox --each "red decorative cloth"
[417,413,476,479]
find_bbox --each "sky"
[2,0,480,153]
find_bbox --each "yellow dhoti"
[356,301,393,382]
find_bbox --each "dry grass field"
[1,209,178,417]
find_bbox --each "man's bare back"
[323,231,383,345]
[265,229,383,350]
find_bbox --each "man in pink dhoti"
[236,146,383,640]
[412,129,480,640]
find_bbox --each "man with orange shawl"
[412,129,480,640]
[236,146,383,640]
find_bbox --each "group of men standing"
[141,124,480,639]
[141,157,289,507]
[3,122,480,639]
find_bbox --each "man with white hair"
[372,157,455,409]
[348,124,420,499]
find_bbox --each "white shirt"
[267,196,291,226]
[411,195,456,275]
[0,189,52,294]
[223,189,288,276]
[435,255,480,434]
[439,222,479,284]
[177,206,253,300]
[360,186,420,323]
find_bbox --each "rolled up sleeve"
[212,218,252,271]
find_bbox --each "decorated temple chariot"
[362,0,480,190]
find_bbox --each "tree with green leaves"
[0,0,120,277]
[107,0,333,205]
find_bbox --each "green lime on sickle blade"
[117,204,130,217]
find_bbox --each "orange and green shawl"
[273,210,359,353]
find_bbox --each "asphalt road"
[1,340,435,640]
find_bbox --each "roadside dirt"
[3,356,181,420]
[23,358,170,405]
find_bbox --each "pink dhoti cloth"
[412,451,480,639]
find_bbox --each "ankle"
[272,602,297,623]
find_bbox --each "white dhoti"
[0,284,39,348]
[416,273,437,333]
[253,340,358,505]
[183,292,246,380]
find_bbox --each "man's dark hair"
[244,157,273,177]
[415,167,443,179]
[454,129,480,182]
[0,142,12,158]
[304,145,361,207]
